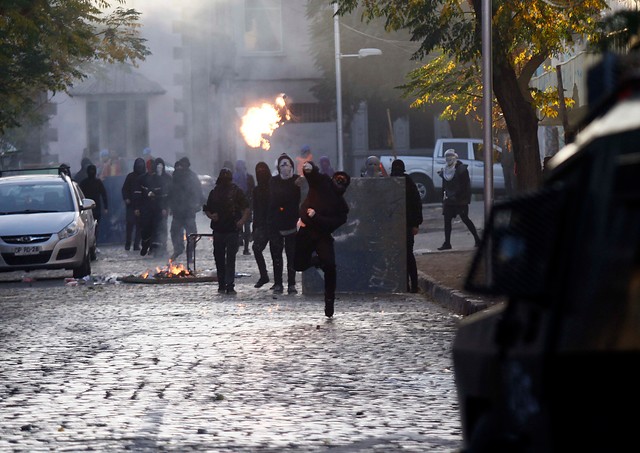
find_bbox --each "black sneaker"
[218,286,226,294]
[226,287,237,295]
[254,277,269,288]
[437,243,452,251]
[140,244,149,256]
[272,284,284,293]
[324,299,335,318]
[288,285,297,294]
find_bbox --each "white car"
[0,170,97,278]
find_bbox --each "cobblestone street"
[0,240,463,452]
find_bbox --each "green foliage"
[0,0,150,133]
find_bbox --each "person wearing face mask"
[294,161,351,318]
[121,157,146,251]
[251,161,272,288]
[361,155,386,177]
[436,149,481,250]
[268,153,301,294]
[134,157,171,257]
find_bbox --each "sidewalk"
[413,200,505,316]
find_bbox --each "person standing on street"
[390,159,423,293]
[121,157,146,251]
[204,168,250,294]
[232,159,255,256]
[169,157,204,262]
[294,161,350,318]
[436,149,481,250]
[79,164,108,246]
[268,153,301,294]
[134,158,170,257]
[251,161,272,288]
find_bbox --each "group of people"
[203,152,350,318]
[120,155,204,259]
[70,143,479,317]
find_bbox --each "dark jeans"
[125,205,141,249]
[443,204,480,245]
[269,230,296,286]
[407,229,417,292]
[213,231,240,289]
[140,204,162,252]
[294,228,336,302]
[240,220,252,252]
[252,226,269,280]
[170,212,197,261]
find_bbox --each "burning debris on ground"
[119,260,217,284]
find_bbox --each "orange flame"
[140,259,193,279]
[240,94,290,150]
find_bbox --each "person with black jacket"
[268,153,301,294]
[121,157,146,251]
[133,157,171,257]
[294,161,350,318]
[390,159,423,293]
[204,168,250,294]
[169,157,204,262]
[79,164,108,245]
[436,149,481,250]
[251,161,272,288]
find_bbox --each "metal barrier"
[186,233,213,273]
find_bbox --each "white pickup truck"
[380,138,505,203]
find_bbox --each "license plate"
[14,246,41,256]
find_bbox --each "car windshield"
[0,183,74,214]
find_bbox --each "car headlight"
[58,219,80,240]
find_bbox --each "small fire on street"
[118,260,217,284]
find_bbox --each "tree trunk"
[492,56,542,193]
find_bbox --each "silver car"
[0,172,97,278]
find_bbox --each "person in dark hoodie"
[204,168,250,294]
[79,164,109,245]
[436,149,481,250]
[134,157,171,257]
[121,158,147,251]
[251,161,272,288]
[73,157,93,183]
[390,159,423,293]
[168,157,204,262]
[294,161,350,318]
[268,153,301,294]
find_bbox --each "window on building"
[244,0,282,53]
[85,98,149,158]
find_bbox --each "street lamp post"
[333,4,382,171]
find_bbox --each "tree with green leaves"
[0,0,150,134]
[335,0,609,192]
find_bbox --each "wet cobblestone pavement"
[0,241,463,452]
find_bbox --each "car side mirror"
[81,198,96,211]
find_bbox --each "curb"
[417,270,491,316]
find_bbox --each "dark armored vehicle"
[453,53,640,452]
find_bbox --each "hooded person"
[436,149,481,250]
[133,157,171,256]
[121,157,147,250]
[294,161,351,318]
[168,156,205,262]
[390,159,423,293]
[318,155,335,177]
[232,159,256,255]
[79,164,109,245]
[204,167,250,294]
[362,155,384,177]
[251,161,272,288]
[267,153,301,294]
[74,157,93,183]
